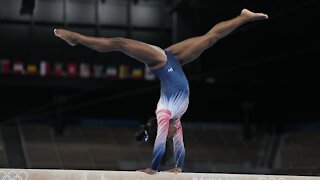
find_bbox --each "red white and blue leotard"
[150,51,189,170]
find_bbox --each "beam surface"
[0,169,319,180]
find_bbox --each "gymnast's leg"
[166,9,268,65]
[53,29,166,69]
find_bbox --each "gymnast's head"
[168,121,178,138]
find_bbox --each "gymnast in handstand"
[54,9,268,174]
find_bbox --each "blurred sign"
[0,58,155,81]
[118,65,130,79]
[40,61,50,77]
[80,63,90,78]
[0,59,10,74]
[106,66,117,79]
[93,64,104,79]
[144,67,155,81]
[54,62,65,77]
[67,63,78,77]
[26,64,37,75]
[13,60,25,75]
[131,67,143,80]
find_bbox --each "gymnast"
[54,9,268,174]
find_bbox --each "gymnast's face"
[168,124,177,139]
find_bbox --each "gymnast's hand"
[164,167,182,174]
[137,168,157,175]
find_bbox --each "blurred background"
[0,0,319,176]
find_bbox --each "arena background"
[0,0,319,176]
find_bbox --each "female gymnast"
[54,9,268,174]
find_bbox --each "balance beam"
[0,169,319,180]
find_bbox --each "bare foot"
[164,167,182,174]
[241,9,268,22]
[137,168,157,175]
[54,29,78,46]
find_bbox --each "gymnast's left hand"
[137,168,157,175]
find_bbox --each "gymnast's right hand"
[137,168,157,175]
